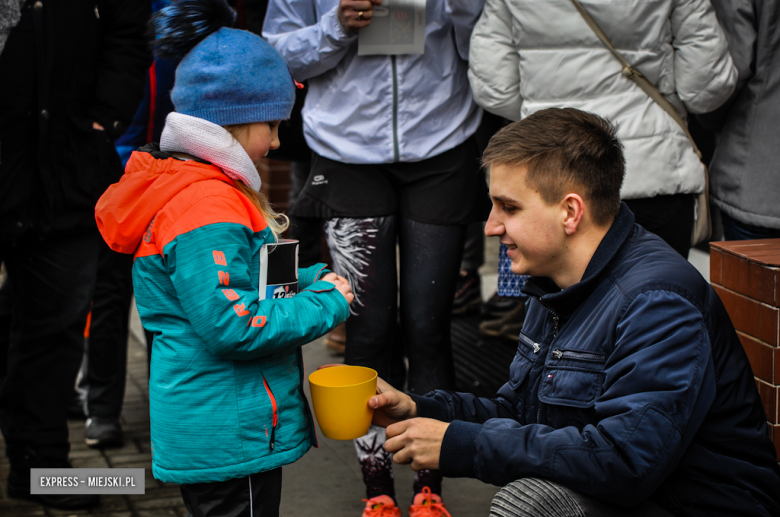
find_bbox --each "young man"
[368,108,780,516]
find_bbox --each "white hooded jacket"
[468,0,737,199]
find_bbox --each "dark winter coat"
[416,204,780,516]
[0,0,150,240]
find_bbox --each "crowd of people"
[0,0,779,516]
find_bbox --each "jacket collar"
[522,203,635,317]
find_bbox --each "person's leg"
[624,194,694,258]
[84,240,134,446]
[453,221,484,315]
[398,218,466,498]
[324,216,403,502]
[490,478,674,517]
[399,218,464,395]
[0,229,99,506]
[720,212,780,241]
[179,468,283,517]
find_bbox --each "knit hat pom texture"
[152,0,295,126]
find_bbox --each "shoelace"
[362,499,398,516]
[410,487,452,517]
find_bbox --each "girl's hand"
[321,273,354,304]
[335,281,354,304]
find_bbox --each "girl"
[95,1,353,515]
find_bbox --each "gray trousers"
[490,479,674,517]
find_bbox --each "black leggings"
[324,215,465,394]
[180,468,283,517]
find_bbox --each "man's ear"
[562,193,586,236]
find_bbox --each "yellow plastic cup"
[308,366,377,440]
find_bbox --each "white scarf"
[160,112,262,192]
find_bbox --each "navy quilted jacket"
[416,204,780,516]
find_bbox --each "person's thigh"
[490,478,674,517]
[180,468,282,517]
[399,217,465,394]
[624,194,694,259]
[86,240,134,417]
[0,229,99,458]
[324,216,404,385]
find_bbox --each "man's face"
[485,164,567,277]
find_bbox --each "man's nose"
[484,207,503,237]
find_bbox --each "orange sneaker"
[409,487,451,517]
[362,495,402,517]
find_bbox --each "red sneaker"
[362,495,401,517]
[409,487,452,517]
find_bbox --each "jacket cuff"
[303,279,337,294]
[313,264,331,282]
[410,392,451,422]
[324,6,356,42]
[439,421,481,478]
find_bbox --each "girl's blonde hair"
[225,124,290,239]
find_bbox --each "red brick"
[756,380,777,424]
[740,333,775,383]
[722,253,749,296]
[747,262,776,305]
[710,248,723,286]
[759,304,779,347]
[776,349,780,385]
[713,285,761,338]
[774,425,780,461]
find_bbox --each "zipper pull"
[532,343,540,354]
[553,315,560,337]
[270,425,275,451]
[553,349,563,359]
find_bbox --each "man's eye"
[502,205,517,214]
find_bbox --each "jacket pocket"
[262,375,278,451]
[508,332,544,390]
[538,349,607,409]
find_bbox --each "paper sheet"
[357,0,426,56]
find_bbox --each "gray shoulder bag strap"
[569,0,711,243]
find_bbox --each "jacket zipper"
[262,376,278,451]
[518,333,541,354]
[539,301,560,337]
[391,56,400,162]
[551,349,606,362]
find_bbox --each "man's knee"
[490,478,585,517]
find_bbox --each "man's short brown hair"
[483,108,624,226]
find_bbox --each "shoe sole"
[452,297,482,315]
[85,437,123,448]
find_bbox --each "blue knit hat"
[152,0,295,126]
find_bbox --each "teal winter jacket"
[95,145,350,484]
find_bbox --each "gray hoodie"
[703,0,780,229]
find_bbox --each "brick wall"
[257,158,291,213]
[710,240,780,460]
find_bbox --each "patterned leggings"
[324,215,465,500]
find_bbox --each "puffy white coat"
[469,0,737,199]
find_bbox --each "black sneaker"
[452,269,482,315]
[7,452,100,509]
[480,292,522,319]
[85,417,123,448]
